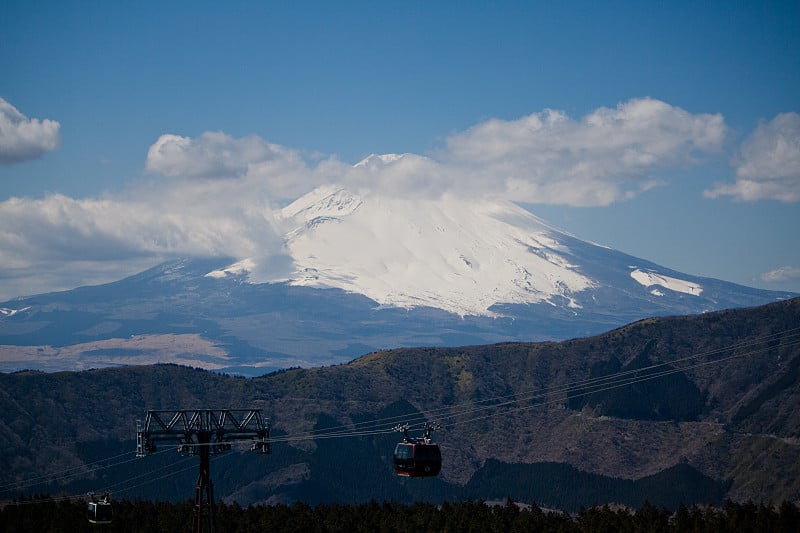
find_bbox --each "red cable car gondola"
[392,423,442,478]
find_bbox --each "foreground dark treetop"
[2,497,799,533]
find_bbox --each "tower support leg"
[192,434,215,533]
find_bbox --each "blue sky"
[1,0,799,299]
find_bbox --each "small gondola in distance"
[87,493,113,525]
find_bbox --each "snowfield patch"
[630,269,703,296]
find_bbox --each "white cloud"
[344,152,449,198]
[0,178,293,299]
[705,113,800,203]
[145,130,338,199]
[0,130,354,298]
[142,98,729,207]
[759,266,800,284]
[438,97,727,206]
[146,131,281,179]
[0,98,60,164]
[3,97,785,300]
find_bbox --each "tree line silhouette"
[2,496,798,532]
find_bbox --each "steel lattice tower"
[136,409,271,533]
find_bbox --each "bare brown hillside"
[1,297,799,508]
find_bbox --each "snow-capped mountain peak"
[353,153,407,168]
[5,183,795,375]
[269,186,595,316]
[281,184,363,222]
[201,170,797,320]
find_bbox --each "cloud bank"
[759,266,800,284]
[145,130,338,199]
[0,98,61,164]
[0,98,795,299]
[0,181,291,298]
[142,97,728,206]
[706,112,800,202]
[440,97,727,206]
[147,131,279,179]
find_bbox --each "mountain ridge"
[0,188,795,374]
[2,297,799,509]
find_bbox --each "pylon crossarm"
[136,409,271,456]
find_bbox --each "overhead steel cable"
[4,326,798,501]
[0,445,176,496]
[2,455,200,507]
[270,329,800,443]
[272,334,800,443]
[96,454,198,496]
[189,329,800,448]
[445,338,800,430]
[435,335,800,428]
[0,449,133,494]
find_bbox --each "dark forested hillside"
[1,297,799,511]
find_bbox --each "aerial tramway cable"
[3,455,201,508]
[4,327,799,501]
[0,449,133,494]
[0,445,179,496]
[268,327,800,443]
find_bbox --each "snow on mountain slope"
[281,184,364,222]
[203,154,763,318]
[630,268,703,296]
[0,306,31,318]
[4,173,795,375]
[222,183,596,317]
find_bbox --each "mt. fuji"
[211,182,593,317]
[209,175,778,319]
[0,172,795,375]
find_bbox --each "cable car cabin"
[393,442,442,477]
[87,500,113,525]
